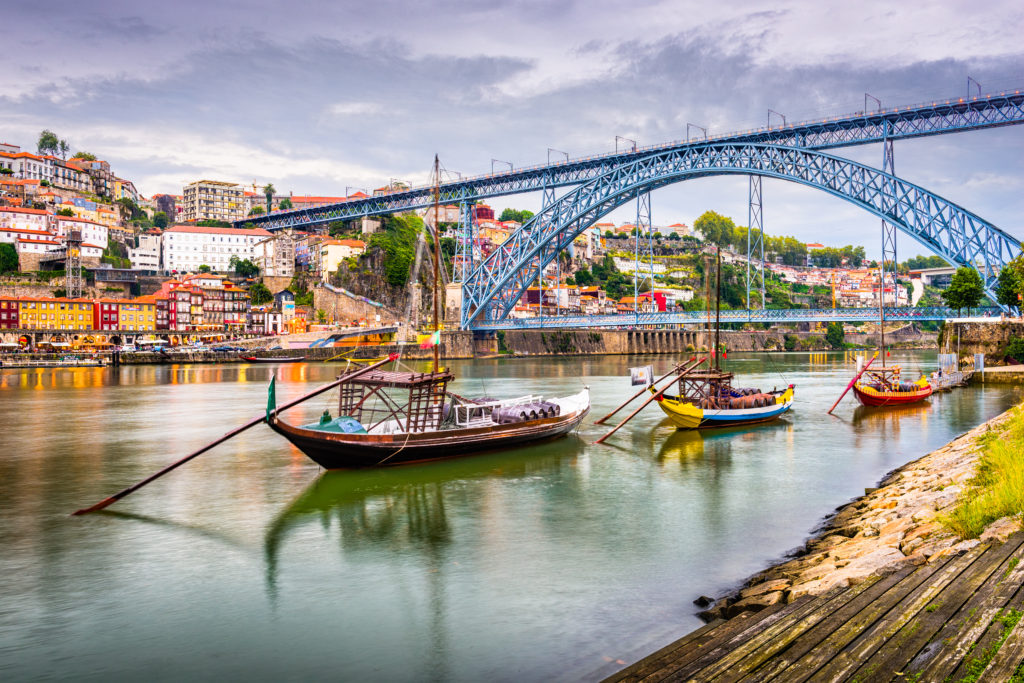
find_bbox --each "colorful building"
[18,297,94,330]
[118,298,157,331]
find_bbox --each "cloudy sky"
[3,0,1023,256]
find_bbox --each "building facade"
[161,224,273,274]
[182,180,245,223]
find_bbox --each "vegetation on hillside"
[366,213,422,287]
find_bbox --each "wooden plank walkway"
[605,532,1024,682]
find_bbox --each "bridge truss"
[460,143,1021,327]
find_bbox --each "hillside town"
[0,132,959,342]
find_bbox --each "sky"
[2,0,1023,257]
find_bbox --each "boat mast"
[431,155,441,374]
[878,265,885,368]
[715,248,721,371]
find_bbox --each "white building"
[161,224,273,274]
[182,180,246,223]
[319,239,366,280]
[0,148,55,184]
[54,215,108,248]
[612,257,667,275]
[0,206,50,233]
[130,232,162,270]
[254,233,295,277]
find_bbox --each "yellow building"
[118,299,157,331]
[18,297,93,330]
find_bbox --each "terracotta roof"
[17,237,60,245]
[164,224,273,237]
[56,215,105,226]
[0,227,53,236]
[0,206,48,216]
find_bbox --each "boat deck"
[605,531,1024,682]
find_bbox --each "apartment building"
[183,180,245,223]
[161,224,272,274]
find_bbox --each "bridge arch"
[461,143,1022,326]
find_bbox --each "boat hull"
[655,387,794,430]
[269,403,590,468]
[852,382,932,407]
[240,356,305,363]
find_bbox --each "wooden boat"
[265,156,590,468]
[654,370,795,429]
[267,366,590,468]
[240,355,305,363]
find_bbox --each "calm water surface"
[0,352,1020,681]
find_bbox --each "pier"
[606,532,1024,682]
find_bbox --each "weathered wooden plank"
[848,535,1022,682]
[692,575,886,683]
[981,610,1024,681]
[947,582,1024,682]
[640,597,822,682]
[913,534,1024,681]
[773,546,982,683]
[602,619,723,683]
[732,566,916,682]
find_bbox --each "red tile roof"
[165,224,273,237]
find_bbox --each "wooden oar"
[827,352,877,415]
[594,357,704,425]
[72,353,399,516]
[595,356,707,445]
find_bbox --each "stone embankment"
[698,408,1022,621]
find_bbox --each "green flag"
[266,376,276,422]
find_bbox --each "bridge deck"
[605,532,1024,682]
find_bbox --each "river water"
[0,351,1020,681]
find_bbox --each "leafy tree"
[279,198,293,211]
[996,255,1024,309]
[367,213,422,287]
[229,255,260,279]
[196,219,232,228]
[941,267,985,314]
[693,210,736,246]
[574,266,594,286]
[903,254,948,270]
[198,264,212,273]
[249,282,273,305]
[1006,338,1024,362]
[0,167,12,175]
[328,221,348,237]
[153,211,168,228]
[73,152,97,161]
[40,179,51,187]
[52,288,67,298]
[316,309,327,323]
[0,243,18,273]
[263,183,275,213]
[56,208,75,217]
[249,206,265,216]
[58,139,69,159]
[565,276,575,286]
[498,208,534,223]
[825,322,845,349]
[604,230,614,239]
[37,130,60,156]
[667,232,681,241]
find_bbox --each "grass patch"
[940,406,1024,539]
[957,608,1022,682]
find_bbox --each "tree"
[37,130,60,156]
[263,183,275,213]
[249,206,264,216]
[667,232,681,241]
[941,267,985,314]
[996,256,1024,309]
[153,211,168,228]
[0,243,18,273]
[328,221,348,237]
[196,219,232,228]
[316,309,328,323]
[0,167,12,176]
[825,322,845,349]
[693,210,735,246]
[498,208,534,224]
[604,230,614,239]
[279,198,293,211]
[58,140,69,160]
[574,266,594,286]
[198,264,212,273]
[73,152,97,161]
[249,282,273,305]
[56,208,75,217]
[230,256,260,279]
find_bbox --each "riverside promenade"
[607,407,1024,682]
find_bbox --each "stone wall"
[0,281,131,299]
[941,320,1024,358]
[313,285,404,327]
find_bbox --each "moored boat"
[852,366,932,406]
[240,355,305,363]
[654,373,795,429]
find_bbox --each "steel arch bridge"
[461,143,1022,328]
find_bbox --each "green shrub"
[1006,338,1024,362]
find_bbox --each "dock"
[606,532,1024,682]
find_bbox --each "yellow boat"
[654,384,795,430]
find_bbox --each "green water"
[0,351,1020,681]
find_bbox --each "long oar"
[72,353,399,515]
[594,357,703,425]
[595,356,707,445]
[827,352,877,415]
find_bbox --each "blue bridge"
[239,87,1024,330]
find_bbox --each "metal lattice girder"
[460,143,1021,328]
[471,306,1001,330]
[747,175,765,309]
[239,91,1024,232]
[452,201,474,283]
[634,191,653,310]
[880,130,898,307]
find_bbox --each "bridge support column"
[456,201,475,329]
[747,175,765,310]
[634,191,653,313]
[881,126,898,308]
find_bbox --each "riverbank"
[697,404,1024,622]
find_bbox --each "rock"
[698,597,731,622]
[798,562,837,583]
[862,528,880,538]
[980,516,1022,544]
[693,595,716,608]
[739,579,791,599]
[900,537,924,556]
[726,591,785,617]
[788,576,850,601]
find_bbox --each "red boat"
[852,368,932,407]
